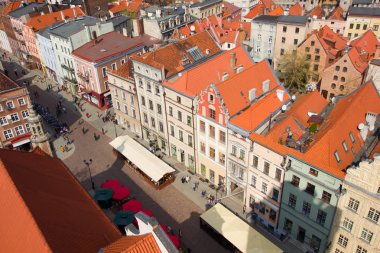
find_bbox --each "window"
[159,121,164,132]
[239,150,245,160]
[272,188,279,202]
[10,113,19,122]
[155,85,160,94]
[313,64,319,71]
[3,129,13,139]
[25,123,30,132]
[268,36,273,43]
[363,24,368,30]
[283,26,287,32]
[257,34,261,41]
[209,125,215,138]
[209,109,215,120]
[342,218,353,232]
[356,246,367,253]
[343,67,347,72]
[200,120,205,132]
[338,235,348,248]
[349,132,355,143]
[281,37,286,43]
[306,54,311,60]
[275,168,281,181]
[360,228,373,243]
[188,135,193,147]
[309,168,318,176]
[209,147,215,160]
[264,162,270,175]
[111,63,116,70]
[124,105,128,114]
[169,106,173,116]
[349,23,354,29]
[291,175,300,187]
[315,48,320,54]
[295,27,299,33]
[102,67,107,77]
[331,83,336,89]
[321,191,332,204]
[294,39,298,45]
[374,25,379,31]
[280,49,284,55]
[179,130,183,141]
[261,182,267,194]
[305,183,315,196]
[149,100,153,110]
[146,82,151,92]
[143,113,148,123]
[141,96,145,106]
[316,210,327,225]
[334,151,341,163]
[156,104,162,115]
[232,145,237,156]
[311,41,315,46]
[256,45,261,53]
[6,101,14,109]
[288,193,297,208]
[187,116,192,126]
[170,125,174,136]
[177,111,182,121]
[219,131,225,143]
[335,66,340,71]
[219,152,225,165]
[306,47,310,52]
[14,125,24,135]
[18,98,25,106]
[251,175,256,188]
[150,117,155,128]
[348,198,360,212]
[335,249,344,253]
[341,77,345,82]
[315,55,320,62]
[367,208,380,223]
[356,24,360,29]
[252,156,258,168]
[177,96,181,103]
[0,117,8,126]
[302,201,311,216]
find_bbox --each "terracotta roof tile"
[25,6,84,31]
[0,149,121,253]
[244,3,265,19]
[306,6,323,19]
[268,6,284,16]
[0,72,19,91]
[109,59,134,80]
[132,31,221,78]
[2,1,22,15]
[109,0,148,14]
[288,2,303,16]
[328,6,344,20]
[164,45,253,97]
[347,47,368,73]
[350,29,380,58]
[222,1,241,19]
[102,234,161,253]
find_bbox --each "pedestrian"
[60,145,65,152]
[14,70,18,77]
[64,145,68,152]
[178,229,183,239]
[101,127,104,135]
[82,127,85,134]
[4,69,8,76]
[192,182,196,191]
[93,133,97,141]
[243,204,246,214]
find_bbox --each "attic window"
[334,151,341,163]
[187,46,204,62]
[209,93,215,104]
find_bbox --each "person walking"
[192,182,196,191]
[101,128,105,135]
[93,133,97,141]
[243,204,246,214]
[60,145,65,152]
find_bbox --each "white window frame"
[14,125,25,135]
[3,129,13,140]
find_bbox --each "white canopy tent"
[200,203,283,253]
[109,135,175,183]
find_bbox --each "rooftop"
[109,0,149,15]
[347,47,369,73]
[8,2,46,18]
[352,0,373,5]
[25,6,85,32]
[0,149,121,253]
[0,72,20,92]
[101,234,161,253]
[132,31,221,78]
[252,15,280,23]
[350,29,380,58]
[49,16,102,38]
[268,6,284,16]
[288,2,303,16]
[348,6,380,16]
[327,6,344,20]
[277,15,308,25]
[72,32,160,62]
[190,0,222,8]
[306,6,323,19]
[244,2,265,19]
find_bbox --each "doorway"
[297,226,306,243]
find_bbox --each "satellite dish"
[358,123,365,130]
[190,25,195,32]
[281,105,287,111]
[369,125,375,131]
[291,95,296,101]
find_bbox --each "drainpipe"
[191,102,197,174]
[163,90,171,157]
[276,156,288,230]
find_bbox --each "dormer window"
[342,141,348,152]
[334,151,341,163]
[349,132,355,144]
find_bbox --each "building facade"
[345,7,380,39]
[329,156,380,253]
[189,0,223,19]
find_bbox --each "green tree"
[276,52,315,93]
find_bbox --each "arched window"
[341,77,345,82]
[331,83,336,89]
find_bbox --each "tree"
[276,52,315,93]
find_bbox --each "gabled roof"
[217,60,280,116]
[306,5,323,19]
[49,16,101,38]
[109,0,149,14]
[268,6,284,16]
[288,2,303,16]
[222,1,241,18]
[0,149,121,253]
[102,234,161,253]
[72,32,159,62]
[25,6,84,32]
[347,47,368,73]
[350,29,380,58]
[0,72,19,92]
[164,45,253,97]
[131,31,221,77]
[222,20,251,37]
[301,81,380,178]
[7,2,46,18]
[2,1,22,15]
[327,6,344,20]
[348,6,380,17]
[244,2,265,19]
[108,60,134,80]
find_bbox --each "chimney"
[262,80,270,93]
[248,88,256,102]
[60,11,65,21]
[48,4,53,13]
[230,52,236,71]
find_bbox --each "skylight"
[187,46,204,62]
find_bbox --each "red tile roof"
[0,149,121,253]
[109,0,149,14]
[72,32,160,62]
[222,20,251,37]
[222,1,241,19]
[0,72,19,91]
[350,29,380,59]
[244,3,265,19]
[307,6,323,19]
[347,47,369,73]
[132,31,221,78]
[2,1,22,15]
[301,81,380,178]
[108,60,134,80]
[164,45,253,97]
[25,6,85,31]
[307,25,348,57]
[268,6,284,16]
[217,60,281,116]
[328,6,344,20]
[288,2,303,16]
[102,234,161,253]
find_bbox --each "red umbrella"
[101,180,120,190]
[141,209,153,217]
[160,224,168,233]
[168,234,180,249]
[112,186,130,201]
[122,200,142,213]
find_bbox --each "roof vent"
[236,65,244,73]
[262,80,270,93]
[248,88,256,102]
[222,72,229,81]
[276,89,285,102]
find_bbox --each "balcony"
[64,76,77,84]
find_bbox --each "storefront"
[10,133,32,151]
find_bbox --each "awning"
[11,133,32,147]
[109,135,175,182]
[200,204,283,253]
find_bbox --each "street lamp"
[83,159,95,190]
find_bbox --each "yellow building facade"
[345,15,380,39]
